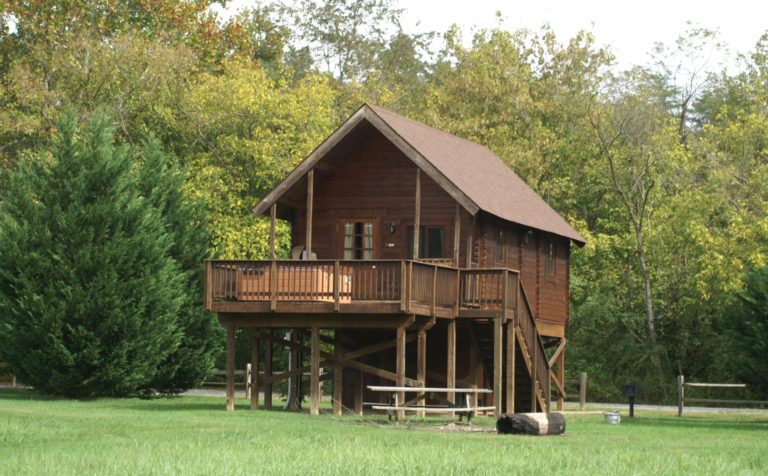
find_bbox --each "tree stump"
[496,412,566,435]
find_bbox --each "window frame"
[339,219,377,260]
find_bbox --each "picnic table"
[366,385,494,422]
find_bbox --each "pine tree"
[0,111,184,397]
[136,137,221,393]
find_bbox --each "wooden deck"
[205,259,552,415]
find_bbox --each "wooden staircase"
[467,280,550,414]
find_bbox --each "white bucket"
[604,411,621,424]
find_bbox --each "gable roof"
[253,104,585,245]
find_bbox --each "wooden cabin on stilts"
[204,104,585,416]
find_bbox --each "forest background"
[1,0,767,402]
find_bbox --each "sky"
[222,0,768,70]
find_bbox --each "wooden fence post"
[677,375,685,417]
[246,363,252,401]
[579,372,587,411]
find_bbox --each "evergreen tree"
[0,111,183,397]
[136,137,221,394]
[722,265,768,396]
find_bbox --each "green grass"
[1,388,767,475]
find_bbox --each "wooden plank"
[333,260,340,312]
[370,406,496,413]
[685,382,747,388]
[417,329,427,417]
[310,326,320,415]
[250,330,259,410]
[355,370,364,416]
[264,330,273,410]
[396,325,406,420]
[453,204,461,266]
[368,386,492,393]
[506,321,515,414]
[270,260,277,312]
[447,319,456,417]
[270,203,276,259]
[685,398,768,405]
[204,261,212,311]
[226,325,235,411]
[413,168,421,259]
[548,338,567,367]
[556,347,565,411]
[430,266,437,316]
[219,314,413,329]
[493,316,502,418]
[306,168,314,257]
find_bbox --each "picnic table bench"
[366,385,494,422]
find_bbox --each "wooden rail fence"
[677,375,768,416]
[564,372,587,410]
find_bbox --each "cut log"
[496,412,566,435]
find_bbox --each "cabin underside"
[207,259,567,416]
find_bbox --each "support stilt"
[310,326,320,415]
[226,325,235,411]
[417,329,426,417]
[264,330,273,410]
[506,321,515,413]
[396,325,406,420]
[250,329,259,410]
[446,319,456,417]
[493,316,503,418]
[333,333,343,416]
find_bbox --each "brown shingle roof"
[367,105,585,244]
[253,104,585,244]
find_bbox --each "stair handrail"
[516,279,551,411]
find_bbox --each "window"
[343,221,374,259]
[545,238,555,275]
[408,226,445,259]
[496,229,505,263]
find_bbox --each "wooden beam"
[493,316,503,418]
[310,326,320,415]
[218,314,416,329]
[547,338,567,367]
[269,203,276,260]
[250,329,259,410]
[413,168,421,259]
[446,319,456,417]
[226,324,235,411]
[506,321,515,414]
[557,349,565,411]
[396,325,406,420]
[288,330,300,410]
[466,214,475,268]
[306,169,314,258]
[417,329,427,417]
[354,370,364,416]
[453,204,461,266]
[333,333,343,416]
[264,330,272,410]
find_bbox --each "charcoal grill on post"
[621,384,642,417]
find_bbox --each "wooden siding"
[474,214,570,337]
[291,129,472,266]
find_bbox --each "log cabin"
[204,104,585,416]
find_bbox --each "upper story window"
[408,226,445,259]
[343,221,374,259]
[496,229,505,263]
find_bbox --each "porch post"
[306,169,314,258]
[506,321,516,413]
[417,328,427,417]
[310,326,320,415]
[250,329,259,410]
[453,204,461,266]
[413,168,421,259]
[446,319,456,417]
[264,329,273,410]
[465,214,475,268]
[493,316,503,418]
[557,347,565,411]
[270,203,277,260]
[226,324,235,411]
[396,324,406,420]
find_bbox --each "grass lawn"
[1,388,767,475]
